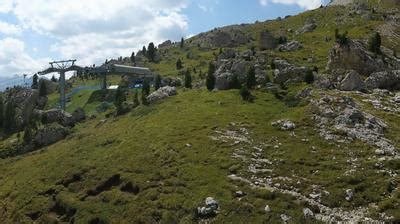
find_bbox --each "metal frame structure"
[38,60,82,111]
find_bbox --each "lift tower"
[38,60,82,111]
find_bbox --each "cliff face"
[329,0,354,6]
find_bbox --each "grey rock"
[241,49,253,60]
[39,79,58,94]
[36,96,48,110]
[235,191,245,197]
[264,205,271,212]
[338,70,365,91]
[197,197,219,217]
[190,25,250,48]
[33,124,69,147]
[278,41,303,52]
[162,77,182,87]
[297,23,317,34]
[345,189,354,201]
[280,214,292,223]
[272,120,296,131]
[273,59,308,83]
[218,48,236,60]
[4,88,39,129]
[72,107,86,123]
[260,31,277,50]
[147,86,177,103]
[158,40,172,48]
[39,109,75,127]
[327,40,385,76]
[215,72,235,90]
[303,208,314,218]
[365,70,400,90]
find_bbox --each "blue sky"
[0,0,330,79]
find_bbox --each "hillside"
[1,2,400,223]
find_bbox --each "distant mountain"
[0,75,32,91]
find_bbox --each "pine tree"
[246,66,256,89]
[180,37,185,48]
[133,89,140,107]
[206,62,216,91]
[176,58,183,70]
[23,125,33,144]
[155,74,162,90]
[147,42,156,62]
[0,96,3,129]
[51,75,57,82]
[39,80,47,97]
[141,89,149,105]
[142,46,147,56]
[4,102,16,133]
[240,85,252,102]
[131,51,135,63]
[114,87,126,115]
[32,74,39,89]
[185,70,192,88]
[142,79,150,96]
[368,32,381,55]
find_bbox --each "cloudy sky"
[0,0,329,79]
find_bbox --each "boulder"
[297,23,317,34]
[278,41,303,52]
[72,107,86,123]
[197,197,219,218]
[215,72,235,90]
[326,40,384,76]
[4,88,39,129]
[365,70,400,90]
[303,208,314,218]
[271,120,296,131]
[147,86,177,103]
[158,40,172,49]
[39,109,75,127]
[214,59,253,90]
[255,66,267,85]
[36,96,48,110]
[33,124,69,147]
[259,31,277,50]
[273,59,308,83]
[162,77,182,87]
[240,49,253,60]
[218,48,236,60]
[338,70,366,91]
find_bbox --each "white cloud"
[0,21,22,35]
[0,0,13,13]
[0,38,49,76]
[5,0,189,68]
[260,0,322,9]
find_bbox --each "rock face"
[214,59,255,90]
[39,109,75,127]
[190,25,250,48]
[329,0,354,6]
[4,88,39,129]
[147,86,177,103]
[259,31,277,50]
[326,40,384,76]
[278,41,303,52]
[218,49,236,60]
[365,70,400,90]
[273,59,308,83]
[338,70,366,91]
[158,40,172,49]
[33,124,69,147]
[39,79,58,94]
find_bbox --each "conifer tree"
[39,80,47,96]
[180,37,185,48]
[176,58,183,70]
[230,74,241,89]
[4,102,16,133]
[185,70,192,89]
[142,79,150,96]
[147,42,156,62]
[206,62,216,91]
[130,51,136,63]
[368,32,381,55]
[32,74,39,89]
[155,74,162,90]
[246,66,256,89]
[114,87,126,115]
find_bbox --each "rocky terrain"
[0,0,399,223]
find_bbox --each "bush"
[141,90,149,106]
[240,85,253,102]
[304,70,315,84]
[368,32,381,55]
[114,88,127,115]
[184,70,192,88]
[142,79,150,96]
[176,58,183,70]
[230,74,241,89]
[335,29,349,45]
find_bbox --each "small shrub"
[246,66,256,89]
[176,58,183,70]
[239,85,253,102]
[368,32,381,55]
[154,74,162,90]
[184,70,192,88]
[304,70,315,84]
[335,29,349,45]
[230,74,241,89]
[206,63,216,91]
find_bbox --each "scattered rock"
[197,197,219,218]
[345,189,354,201]
[240,49,253,60]
[303,208,314,218]
[297,22,317,34]
[235,191,246,197]
[278,41,303,52]
[280,214,292,223]
[271,120,296,131]
[147,86,177,103]
[264,205,271,212]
